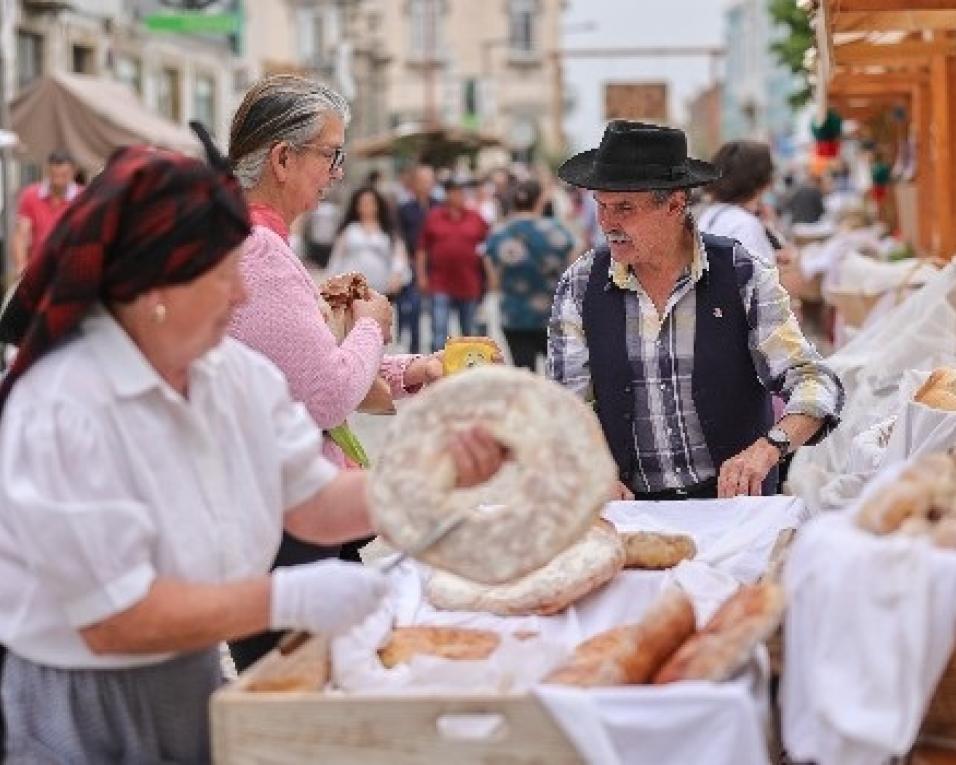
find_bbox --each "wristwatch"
[763,427,791,461]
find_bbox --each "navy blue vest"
[582,235,777,494]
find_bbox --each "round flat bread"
[425,523,625,616]
[369,366,617,584]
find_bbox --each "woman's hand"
[352,290,393,343]
[404,352,445,388]
[449,425,508,488]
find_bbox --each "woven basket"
[822,288,883,329]
[921,652,956,742]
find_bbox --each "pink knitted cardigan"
[228,205,417,467]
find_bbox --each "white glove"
[270,560,388,636]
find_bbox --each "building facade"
[721,0,797,154]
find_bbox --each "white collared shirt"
[0,306,338,669]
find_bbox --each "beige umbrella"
[350,123,505,164]
[11,72,199,172]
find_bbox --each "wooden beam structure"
[832,11,956,32]
[833,39,956,66]
[819,0,956,257]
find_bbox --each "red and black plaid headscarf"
[0,122,251,412]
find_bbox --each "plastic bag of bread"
[545,588,695,687]
[318,272,395,415]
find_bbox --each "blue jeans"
[430,293,478,352]
[396,283,422,354]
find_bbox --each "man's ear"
[668,190,688,218]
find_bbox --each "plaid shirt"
[546,231,844,493]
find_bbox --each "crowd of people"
[0,72,864,762]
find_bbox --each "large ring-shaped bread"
[368,366,617,584]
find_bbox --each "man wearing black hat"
[11,149,82,276]
[547,121,844,499]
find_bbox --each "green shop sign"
[144,12,240,35]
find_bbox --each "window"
[156,67,182,122]
[15,31,43,90]
[409,0,441,59]
[71,44,95,74]
[508,0,536,54]
[114,54,142,96]
[193,73,217,130]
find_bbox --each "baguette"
[654,581,784,684]
[545,588,695,687]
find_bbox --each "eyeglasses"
[298,142,346,172]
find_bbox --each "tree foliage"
[768,0,814,108]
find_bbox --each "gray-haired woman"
[225,76,445,670]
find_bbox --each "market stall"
[213,496,805,764]
[811,0,956,261]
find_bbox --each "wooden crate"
[211,636,582,764]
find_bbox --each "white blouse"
[698,202,777,265]
[0,306,338,669]
[328,222,409,294]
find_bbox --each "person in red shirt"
[415,178,489,352]
[12,150,83,275]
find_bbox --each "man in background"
[396,165,437,353]
[416,178,488,351]
[12,150,82,275]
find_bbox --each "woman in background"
[328,186,411,297]
[699,140,795,266]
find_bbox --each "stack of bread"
[855,451,956,547]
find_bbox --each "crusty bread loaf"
[544,588,695,687]
[621,531,697,569]
[654,581,785,684]
[369,366,618,585]
[856,452,956,535]
[855,480,933,534]
[377,626,501,669]
[914,368,956,412]
[425,522,625,616]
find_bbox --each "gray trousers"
[2,648,222,764]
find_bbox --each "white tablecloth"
[782,500,956,765]
[337,496,806,765]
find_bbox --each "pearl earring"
[152,304,167,324]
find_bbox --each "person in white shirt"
[698,140,794,266]
[0,128,504,764]
[328,186,410,296]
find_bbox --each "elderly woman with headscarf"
[0,130,504,763]
[225,75,453,669]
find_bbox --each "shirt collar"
[248,202,290,241]
[37,181,80,202]
[83,304,224,401]
[607,226,710,292]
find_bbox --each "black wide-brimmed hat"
[558,120,720,192]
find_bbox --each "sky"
[561,0,727,153]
